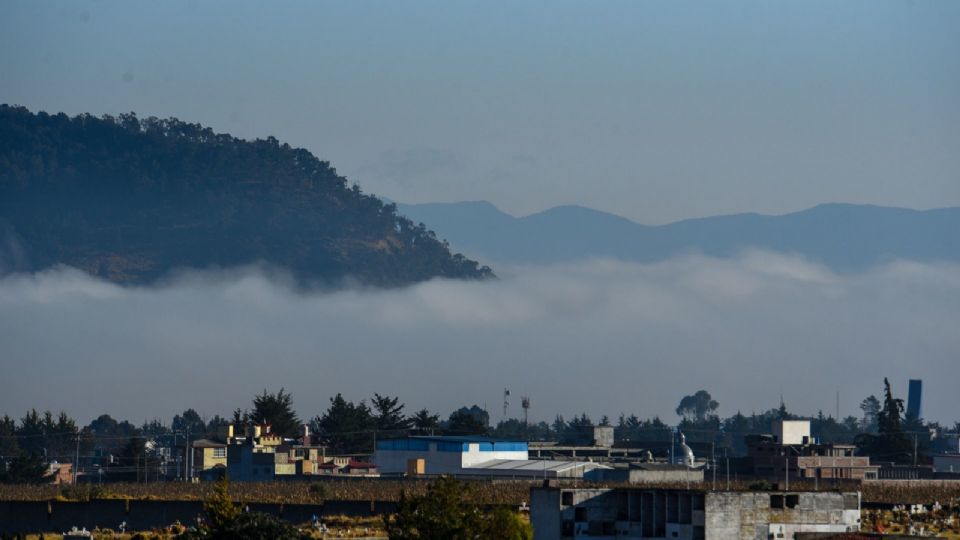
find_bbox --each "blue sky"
[2,2,960,423]
[2,1,958,223]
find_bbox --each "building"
[45,462,73,485]
[530,485,861,540]
[775,421,814,445]
[906,380,922,420]
[933,453,960,474]
[224,423,374,480]
[585,463,704,485]
[190,438,227,476]
[565,426,616,448]
[746,420,879,481]
[374,435,610,478]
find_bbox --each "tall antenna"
[521,396,531,427]
[836,389,840,420]
[503,388,510,420]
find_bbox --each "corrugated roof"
[384,435,526,445]
[191,439,227,448]
[466,459,611,472]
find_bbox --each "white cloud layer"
[1,252,958,426]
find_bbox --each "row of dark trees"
[2,380,954,483]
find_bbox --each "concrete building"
[585,463,704,485]
[530,485,861,540]
[44,462,73,485]
[190,439,227,476]
[933,453,960,474]
[746,421,878,481]
[224,423,372,480]
[374,435,610,478]
[774,421,814,446]
[565,426,616,448]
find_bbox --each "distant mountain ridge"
[0,105,492,285]
[396,201,960,271]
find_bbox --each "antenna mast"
[503,388,510,420]
[836,389,840,420]
[521,396,530,427]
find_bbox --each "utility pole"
[670,428,675,465]
[914,433,919,467]
[711,442,716,490]
[74,433,81,485]
[726,456,730,491]
[173,432,178,480]
[836,390,840,421]
[185,433,191,482]
[503,388,510,421]
[785,457,789,491]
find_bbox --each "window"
[770,495,784,509]
[213,447,226,458]
[562,492,574,506]
[575,507,588,521]
[785,495,799,508]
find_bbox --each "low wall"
[0,499,397,534]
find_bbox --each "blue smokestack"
[906,379,922,420]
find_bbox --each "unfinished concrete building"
[530,486,861,540]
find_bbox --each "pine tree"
[204,475,240,531]
[250,389,300,438]
[372,394,411,433]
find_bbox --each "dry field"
[1,478,958,506]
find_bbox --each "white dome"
[676,432,695,467]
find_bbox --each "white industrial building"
[374,436,610,479]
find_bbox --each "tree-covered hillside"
[0,105,492,285]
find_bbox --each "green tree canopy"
[372,394,411,433]
[676,390,719,423]
[385,477,531,540]
[447,406,489,435]
[251,389,301,438]
[411,409,440,435]
[0,453,48,484]
[173,408,208,436]
[313,394,374,454]
[856,378,913,464]
[859,395,881,433]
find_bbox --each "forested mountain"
[397,201,960,271]
[0,106,492,285]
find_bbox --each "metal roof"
[191,438,227,448]
[387,435,526,445]
[466,459,611,473]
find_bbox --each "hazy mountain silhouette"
[0,106,492,285]
[397,201,960,271]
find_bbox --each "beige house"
[191,438,227,474]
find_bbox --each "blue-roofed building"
[374,435,609,478]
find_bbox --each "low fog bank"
[1,252,957,426]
